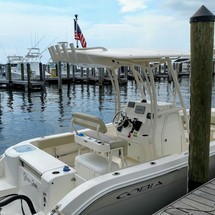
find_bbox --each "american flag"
[74,19,87,48]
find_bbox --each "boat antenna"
[39,37,58,59]
[32,35,45,50]
[24,35,46,61]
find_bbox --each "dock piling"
[39,62,43,81]
[27,63,32,90]
[188,5,215,191]
[7,63,12,83]
[72,65,76,82]
[66,63,70,81]
[21,63,24,80]
[58,61,62,90]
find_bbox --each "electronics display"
[127,101,135,108]
[135,105,145,114]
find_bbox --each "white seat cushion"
[75,153,119,176]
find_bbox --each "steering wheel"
[112,111,127,128]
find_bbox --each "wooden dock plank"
[157,208,188,215]
[0,79,45,90]
[172,201,211,215]
[0,79,9,85]
[153,178,215,215]
[185,195,214,210]
[205,183,215,190]
[194,189,215,201]
[172,200,200,211]
[200,186,215,195]
[154,207,187,215]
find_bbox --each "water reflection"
[7,90,13,111]
[0,77,214,154]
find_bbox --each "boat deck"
[154,178,215,215]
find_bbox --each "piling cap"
[190,5,215,23]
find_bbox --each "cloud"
[117,0,147,13]
[0,1,76,62]
[161,0,215,17]
[2,0,213,63]
[87,12,190,52]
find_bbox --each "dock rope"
[0,194,36,215]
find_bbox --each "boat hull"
[79,167,187,215]
[58,143,215,215]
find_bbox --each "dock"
[154,178,215,215]
[0,79,45,90]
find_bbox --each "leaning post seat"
[72,112,107,137]
[84,130,127,157]
[71,112,128,170]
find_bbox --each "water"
[1,77,215,154]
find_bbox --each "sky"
[0,0,215,63]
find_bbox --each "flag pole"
[74,14,79,48]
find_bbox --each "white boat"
[9,61,42,80]
[6,55,24,79]
[1,44,215,215]
[6,48,50,80]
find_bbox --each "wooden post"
[86,68,89,82]
[42,64,46,81]
[117,67,121,80]
[27,63,32,90]
[55,63,58,77]
[91,68,95,77]
[179,63,182,75]
[58,61,62,90]
[66,63,70,81]
[47,64,50,74]
[124,66,128,81]
[188,5,215,191]
[158,65,161,75]
[72,65,76,82]
[39,62,43,81]
[80,67,84,78]
[7,63,12,83]
[98,68,104,85]
[21,63,24,80]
